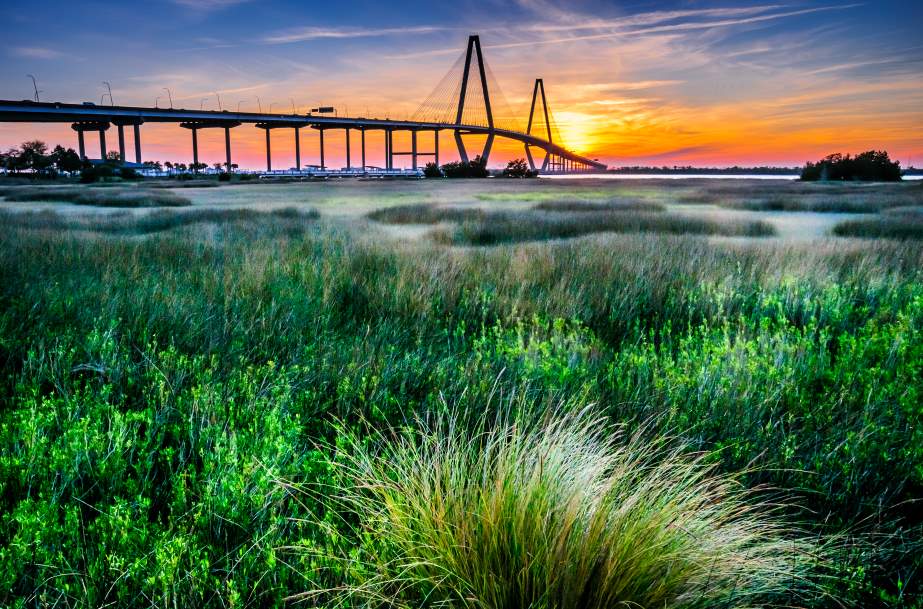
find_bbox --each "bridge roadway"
[0,100,606,173]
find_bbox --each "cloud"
[263,25,446,45]
[497,4,865,50]
[11,46,65,59]
[385,4,863,60]
[579,81,683,92]
[590,98,659,106]
[171,0,252,9]
[521,5,787,33]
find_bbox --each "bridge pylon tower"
[454,35,495,167]
[525,78,553,172]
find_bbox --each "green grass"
[0,202,920,607]
[320,407,837,609]
[1,185,192,207]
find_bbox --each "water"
[540,174,798,180]
[541,174,923,181]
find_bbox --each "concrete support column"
[191,127,199,170]
[386,129,393,170]
[319,129,325,170]
[434,130,439,167]
[99,128,107,160]
[225,127,232,171]
[133,124,141,164]
[265,128,271,172]
[117,124,126,163]
[345,128,351,170]
[294,127,300,171]
[411,130,418,170]
[77,129,86,160]
[361,129,366,170]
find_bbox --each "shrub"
[441,155,489,178]
[422,161,442,178]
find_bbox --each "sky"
[1,0,921,169]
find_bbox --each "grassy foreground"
[0,206,921,607]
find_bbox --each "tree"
[50,145,82,174]
[213,162,223,172]
[502,158,537,178]
[4,147,27,173]
[423,162,442,178]
[19,140,53,174]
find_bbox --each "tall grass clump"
[321,407,834,609]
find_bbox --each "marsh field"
[1,177,922,608]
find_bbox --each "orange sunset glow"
[2,1,921,169]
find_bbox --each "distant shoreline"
[543,173,922,181]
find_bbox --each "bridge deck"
[0,100,606,170]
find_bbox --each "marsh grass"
[430,210,775,245]
[0,206,318,235]
[533,199,664,212]
[319,406,836,609]
[368,203,774,244]
[1,198,921,607]
[678,181,923,213]
[832,215,923,239]
[366,203,485,224]
[2,185,192,207]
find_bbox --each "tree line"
[424,157,537,178]
[0,140,83,175]
[801,150,902,181]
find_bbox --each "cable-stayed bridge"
[0,35,606,174]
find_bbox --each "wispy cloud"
[579,81,684,92]
[11,46,65,59]
[385,4,863,60]
[171,0,252,10]
[521,5,787,33]
[263,25,446,45]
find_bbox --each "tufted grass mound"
[324,407,835,609]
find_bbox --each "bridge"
[0,35,606,175]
